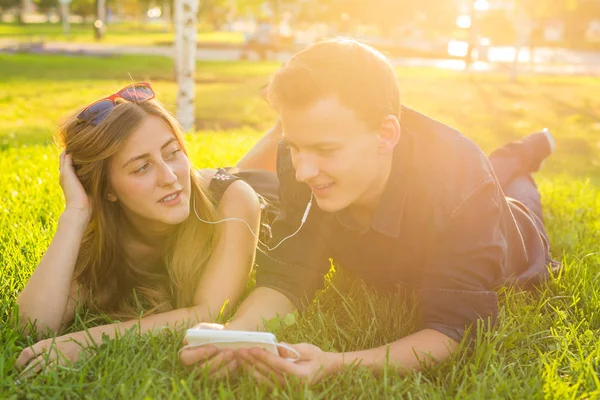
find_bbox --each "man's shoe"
[522,128,555,172]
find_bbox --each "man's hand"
[237,343,340,386]
[179,323,238,379]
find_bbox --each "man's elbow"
[382,328,461,375]
[416,328,461,366]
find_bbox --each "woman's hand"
[179,323,239,379]
[15,335,88,377]
[59,152,92,222]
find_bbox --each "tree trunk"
[174,0,198,132]
[59,1,70,36]
[95,0,106,40]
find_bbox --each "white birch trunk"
[59,1,70,36]
[174,0,198,132]
[95,0,106,39]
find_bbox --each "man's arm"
[236,119,282,172]
[225,287,295,331]
[237,328,459,385]
[341,183,503,373]
[326,329,459,375]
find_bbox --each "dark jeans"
[488,141,550,250]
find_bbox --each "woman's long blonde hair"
[56,99,219,320]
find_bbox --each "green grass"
[1,53,599,398]
[0,22,245,46]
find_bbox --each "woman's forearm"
[17,210,89,335]
[64,305,214,347]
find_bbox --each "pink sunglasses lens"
[121,85,154,102]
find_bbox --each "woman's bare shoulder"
[219,179,260,219]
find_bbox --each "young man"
[180,38,558,384]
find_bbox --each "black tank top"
[207,168,240,207]
[206,168,279,242]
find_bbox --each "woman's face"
[107,115,192,232]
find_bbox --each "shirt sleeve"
[254,142,331,311]
[418,181,506,343]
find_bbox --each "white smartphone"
[184,329,280,355]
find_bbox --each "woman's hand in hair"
[59,152,92,222]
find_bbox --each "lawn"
[0,22,245,46]
[0,52,599,398]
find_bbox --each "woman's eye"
[284,140,298,152]
[135,163,150,173]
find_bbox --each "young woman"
[15,82,278,374]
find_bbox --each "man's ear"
[377,115,401,154]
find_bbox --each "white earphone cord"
[192,193,313,253]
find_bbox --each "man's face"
[108,115,192,232]
[281,96,389,214]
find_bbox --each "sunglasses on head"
[77,82,155,125]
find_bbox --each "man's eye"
[166,148,181,159]
[318,148,336,155]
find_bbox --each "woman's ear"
[106,192,117,202]
[377,115,401,154]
